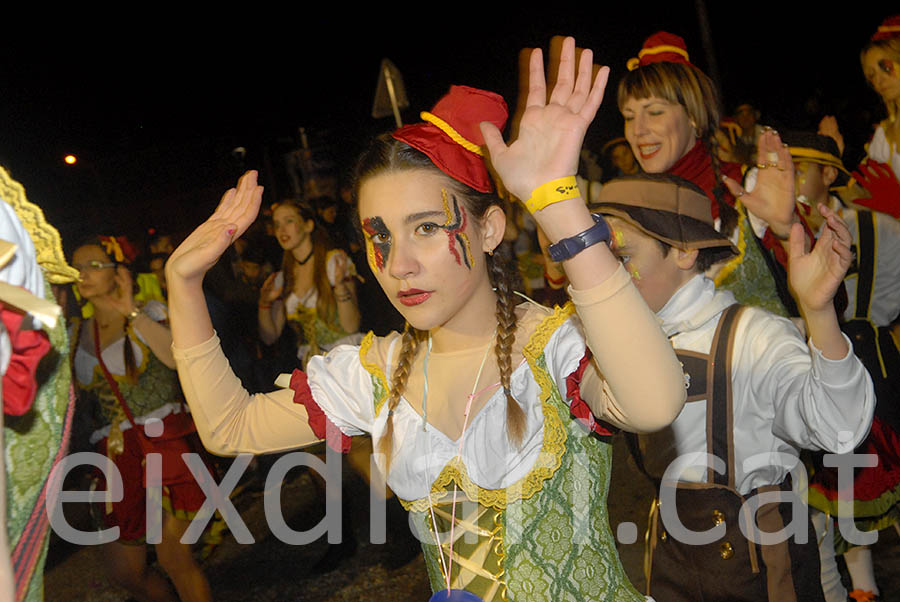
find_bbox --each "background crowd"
[1,9,899,602]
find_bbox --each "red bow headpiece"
[98,235,138,264]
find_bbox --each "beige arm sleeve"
[569,264,685,433]
[172,334,322,456]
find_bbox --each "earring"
[487,248,494,256]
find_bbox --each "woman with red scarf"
[617,32,798,317]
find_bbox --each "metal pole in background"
[695,0,724,108]
[383,64,403,129]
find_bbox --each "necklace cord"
[423,332,500,592]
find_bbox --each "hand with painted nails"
[722,129,797,239]
[166,171,264,286]
[480,36,609,202]
[787,204,854,313]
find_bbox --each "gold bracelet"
[523,176,581,214]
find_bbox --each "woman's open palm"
[167,171,263,284]
[481,37,609,201]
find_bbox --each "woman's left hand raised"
[167,171,263,286]
[481,37,609,201]
[93,265,137,316]
[722,129,796,238]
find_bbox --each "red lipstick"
[398,289,432,306]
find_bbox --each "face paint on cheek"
[361,217,390,272]
[441,189,474,269]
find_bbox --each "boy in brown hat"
[590,173,876,601]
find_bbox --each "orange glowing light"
[64,155,77,165]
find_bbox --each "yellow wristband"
[523,176,581,213]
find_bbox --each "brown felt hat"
[590,174,739,257]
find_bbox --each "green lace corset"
[287,304,349,359]
[360,307,644,602]
[75,323,181,431]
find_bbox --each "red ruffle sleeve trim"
[1,303,51,416]
[565,350,616,439]
[289,369,352,454]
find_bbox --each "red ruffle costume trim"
[290,369,352,453]
[288,351,614,451]
[1,302,51,416]
[565,350,615,439]
[811,416,900,502]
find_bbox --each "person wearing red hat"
[862,15,900,187]
[618,31,801,320]
[163,38,687,601]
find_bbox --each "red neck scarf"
[667,140,740,219]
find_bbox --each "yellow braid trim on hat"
[878,25,900,34]
[627,44,691,71]
[788,148,850,174]
[420,111,484,156]
[0,165,79,284]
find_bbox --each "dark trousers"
[647,483,826,602]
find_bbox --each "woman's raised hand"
[167,171,263,285]
[481,37,609,201]
[722,130,797,238]
[93,265,136,316]
[259,273,282,305]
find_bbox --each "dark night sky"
[0,4,895,249]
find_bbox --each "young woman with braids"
[618,32,798,317]
[165,38,685,601]
[70,237,211,602]
[258,200,362,368]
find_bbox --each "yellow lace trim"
[400,303,573,512]
[713,201,748,287]
[358,332,390,414]
[0,165,79,284]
